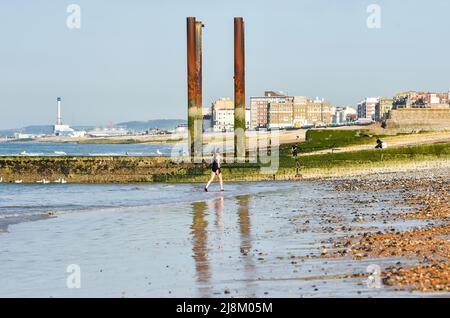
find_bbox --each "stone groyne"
[0,156,298,183]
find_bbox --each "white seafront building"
[87,127,129,137]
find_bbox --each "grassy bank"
[285,142,449,168]
[296,143,450,178]
[280,128,415,154]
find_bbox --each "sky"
[1,0,450,129]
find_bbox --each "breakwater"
[0,156,298,183]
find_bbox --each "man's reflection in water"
[191,201,211,296]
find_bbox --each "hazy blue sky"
[1,0,450,129]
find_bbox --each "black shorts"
[212,161,221,174]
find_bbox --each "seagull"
[14,180,23,184]
[0,177,3,183]
[156,149,163,155]
[61,179,67,184]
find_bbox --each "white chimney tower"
[57,97,62,125]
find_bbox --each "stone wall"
[0,156,198,183]
[385,108,450,130]
[0,156,296,183]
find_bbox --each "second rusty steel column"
[234,17,246,159]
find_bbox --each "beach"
[0,166,449,297]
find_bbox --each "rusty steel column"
[194,21,204,159]
[187,17,197,159]
[234,17,246,160]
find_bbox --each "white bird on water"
[156,149,162,155]
[14,180,23,184]
[0,177,3,183]
[37,179,50,184]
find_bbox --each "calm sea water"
[0,142,174,156]
[0,180,437,297]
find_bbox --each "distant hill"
[116,119,187,131]
[0,125,54,137]
[0,120,186,137]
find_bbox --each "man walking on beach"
[205,150,224,192]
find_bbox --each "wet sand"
[0,168,449,297]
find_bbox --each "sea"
[0,142,174,156]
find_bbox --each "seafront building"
[305,97,333,126]
[368,91,450,122]
[204,98,251,132]
[356,91,450,128]
[375,97,394,122]
[87,127,129,137]
[385,91,450,130]
[392,91,450,109]
[211,98,234,132]
[333,106,358,124]
[292,96,308,127]
[250,91,289,129]
[357,97,378,121]
[250,91,333,129]
[267,101,294,129]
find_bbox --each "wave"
[17,152,45,156]
[88,152,144,156]
[0,210,59,220]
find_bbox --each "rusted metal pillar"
[187,17,197,159]
[234,17,246,160]
[194,21,204,158]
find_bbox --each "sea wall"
[385,108,450,130]
[0,156,298,183]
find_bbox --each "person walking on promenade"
[205,150,224,192]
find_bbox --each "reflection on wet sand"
[237,195,251,253]
[191,201,210,296]
[236,195,256,293]
[213,196,224,249]
[214,196,224,228]
[191,194,255,296]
